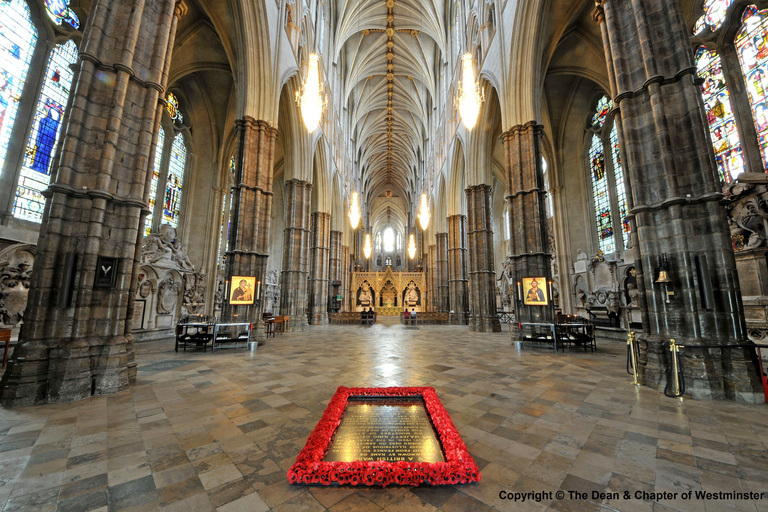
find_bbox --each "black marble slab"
[322,396,445,463]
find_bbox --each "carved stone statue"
[142,225,194,271]
[626,282,639,307]
[0,262,32,325]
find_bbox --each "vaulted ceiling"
[337,0,446,233]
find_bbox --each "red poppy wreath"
[287,386,481,487]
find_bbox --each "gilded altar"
[352,266,425,315]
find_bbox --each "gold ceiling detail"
[385,0,395,187]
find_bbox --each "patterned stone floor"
[0,317,767,512]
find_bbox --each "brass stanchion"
[627,331,640,386]
[665,338,685,400]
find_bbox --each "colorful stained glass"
[591,96,613,128]
[166,93,183,124]
[736,5,768,170]
[610,126,630,250]
[144,128,165,236]
[0,1,37,184]
[590,133,615,254]
[695,46,744,182]
[163,133,186,228]
[694,0,735,34]
[44,0,80,29]
[218,155,236,265]
[13,40,78,222]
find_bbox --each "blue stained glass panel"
[163,133,186,228]
[44,0,80,29]
[590,133,614,254]
[14,40,78,222]
[144,128,165,236]
[0,0,37,184]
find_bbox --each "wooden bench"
[1,329,11,367]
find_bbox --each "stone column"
[428,244,436,312]
[436,233,449,312]
[308,212,331,324]
[594,0,762,401]
[466,185,502,332]
[329,230,342,311]
[501,122,552,327]
[280,180,312,331]
[447,215,469,324]
[342,245,350,311]
[221,118,278,328]
[0,0,186,406]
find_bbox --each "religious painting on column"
[523,277,548,306]
[230,276,255,305]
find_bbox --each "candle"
[517,281,522,302]
[256,280,261,300]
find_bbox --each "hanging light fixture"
[456,53,484,131]
[408,234,417,259]
[349,191,361,229]
[418,193,430,230]
[363,233,372,259]
[296,53,325,132]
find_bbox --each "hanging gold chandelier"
[418,193,430,230]
[349,191,361,229]
[457,53,484,131]
[363,233,372,259]
[296,53,326,132]
[408,233,417,259]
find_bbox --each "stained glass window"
[163,133,186,228]
[590,133,614,254]
[219,155,236,265]
[503,204,510,240]
[0,0,37,182]
[144,128,165,236]
[610,125,630,250]
[736,5,768,170]
[44,0,80,29]
[695,46,744,182]
[591,96,612,128]
[13,40,77,222]
[694,0,735,35]
[166,93,183,124]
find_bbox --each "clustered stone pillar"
[329,230,342,312]
[342,245,350,311]
[1,0,185,406]
[595,0,762,401]
[466,185,502,332]
[280,180,312,331]
[428,244,436,312]
[436,233,449,312]
[222,117,278,328]
[447,215,469,324]
[309,212,331,324]
[501,122,552,327]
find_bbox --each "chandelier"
[457,53,484,131]
[408,233,417,259]
[349,191,361,229]
[363,233,372,259]
[418,193,430,230]
[296,53,325,132]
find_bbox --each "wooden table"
[1,329,11,367]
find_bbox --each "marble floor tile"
[0,319,764,511]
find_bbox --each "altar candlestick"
[256,280,261,300]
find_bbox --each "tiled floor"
[0,317,767,512]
